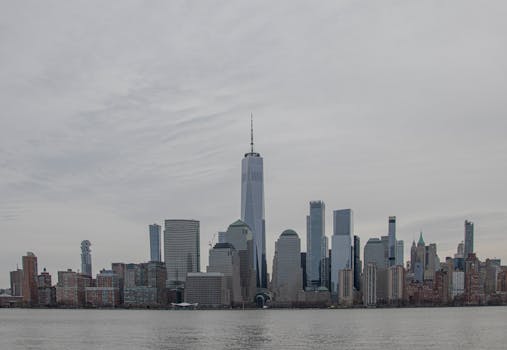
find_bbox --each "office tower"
[387,265,405,304]
[10,269,23,297]
[149,224,162,262]
[353,235,361,291]
[184,272,230,306]
[306,201,325,288]
[388,216,396,267]
[300,252,307,289]
[241,117,267,288]
[331,209,353,294]
[414,232,426,282]
[207,243,241,305]
[363,262,377,306]
[464,220,474,258]
[338,268,354,306]
[410,240,417,272]
[164,219,200,288]
[425,243,438,281]
[363,237,388,303]
[22,252,38,306]
[223,220,256,303]
[320,236,330,289]
[80,240,92,277]
[452,271,465,298]
[271,230,303,302]
[396,240,404,267]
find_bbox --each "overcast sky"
[1,1,506,287]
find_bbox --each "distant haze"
[1,1,506,287]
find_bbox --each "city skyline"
[2,1,507,287]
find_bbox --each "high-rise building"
[353,235,361,291]
[363,262,377,306]
[80,240,92,277]
[387,265,405,304]
[207,243,241,305]
[56,269,92,307]
[10,269,23,297]
[396,240,404,267]
[22,252,38,306]
[271,230,303,303]
[85,270,120,307]
[415,232,426,282]
[464,220,474,258]
[331,209,353,294]
[164,219,200,288]
[149,224,162,262]
[363,238,388,303]
[37,268,56,307]
[320,236,330,290]
[241,117,267,289]
[306,201,325,288]
[338,268,353,306]
[222,220,256,303]
[388,216,396,267]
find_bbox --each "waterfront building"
[184,272,230,307]
[363,262,377,306]
[56,270,92,307]
[10,269,23,297]
[353,235,361,291]
[80,240,92,277]
[388,216,396,267]
[320,236,330,290]
[271,230,303,303]
[222,220,256,303]
[164,219,200,288]
[338,268,353,306]
[331,209,353,294]
[300,252,307,288]
[149,223,162,262]
[464,253,485,305]
[22,252,38,306]
[464,220,474,258]
[387,265,405,304]
[241,117,267,288]
[363,237,388,302]
[85,270,120,307]
[37,268,55,306]
[415,233,426,282]
[306,201,325,289]
[207,243,241,305]
[410,241,417,273]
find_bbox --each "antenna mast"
[250,113,254,153]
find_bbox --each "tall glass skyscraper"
[306,200,325,288]
[388,216,396,267]
[164,219,200,288]
[464,220,474,258]
[241,117,267,288]
[149,223,162,262]
[331,209,353,294]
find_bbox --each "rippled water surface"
[1,307,507,349]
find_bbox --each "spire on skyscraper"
[250,113,254,153]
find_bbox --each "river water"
[1,307,506,349]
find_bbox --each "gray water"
[1,307,506,349]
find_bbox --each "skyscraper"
[396,240,404,267]
[464,220,474,258]
[164,219,200,288]
[241,116,267,288]
[271,230,303,302]
[331,209,353,294]
[80,240,92,277]
[149,223,162,262]
[353,235,361,291]
[388,216,396,267]
[22,252,38,306]
[306,200,325,288]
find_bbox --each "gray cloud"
[1,0,507,286]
